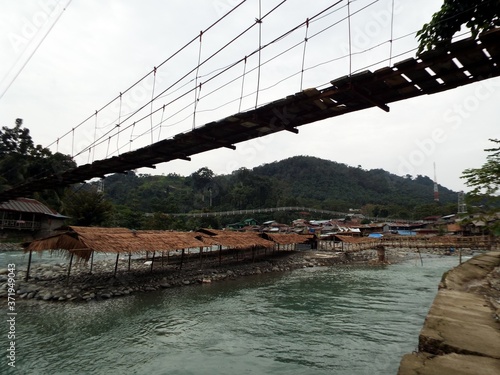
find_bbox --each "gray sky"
[1,0,499,194]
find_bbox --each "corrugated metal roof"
[0,198,59,216]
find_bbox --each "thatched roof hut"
[24,226,206,261]
[261,232,310,245]
[196,228,274,249]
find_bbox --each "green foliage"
[63,188,113,226]
[461,139,500,223]
[417,0,500,54]
[462,139,500,195]
[0,119,76,210]
[98,155,458,230]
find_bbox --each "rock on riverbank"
[0,248,412,303]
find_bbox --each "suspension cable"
[300,18,310,91]
[255,0,263,108]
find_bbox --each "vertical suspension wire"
[71,128,75,157]
[92,110,98,163]
[150,67,157,144]
[157,105,166,141]
[106,136,111,158]
[193,31,203,130]
[389,0,395,66]
[129,122,136,152]
[238,56,248,112]
[254,0,262,108]
[300,18,310,91]
[56,138,59,153]
[117,93,123,155]
[347,0,352,77]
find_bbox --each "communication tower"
[97,178,104,194]
[433,162,439,202]
[457,191,467,214]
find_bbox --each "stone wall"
[397,252,500,375]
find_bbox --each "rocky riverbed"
[0,247,472,303]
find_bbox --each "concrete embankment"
[398,252,500,375]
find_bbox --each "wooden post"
[150,251,155,272]
[161,251,164,268]
[180,249,185,270]
[25,249,33,281]
[252,247,255,263]
[67,251,74,284]
[128,252,131,272]
[218,245,222,266]
[376,245,386,263]
[459,248,462,265]
[89,250,95,274]
[199,247,203,268]
[114,253,119,277]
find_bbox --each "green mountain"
[96,155,459,229]
[252,156,456,209]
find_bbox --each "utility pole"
[433,162,439,202]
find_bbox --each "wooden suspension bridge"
[0,28,499,203]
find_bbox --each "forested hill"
[252,156,457,208]
[98,155,459,228]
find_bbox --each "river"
[3,254,460,375]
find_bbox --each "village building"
[0,198,68,242]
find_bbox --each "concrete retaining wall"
[398,252,500,374]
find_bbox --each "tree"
[63,188,113,226]
[0,119,76,208]
[190,167,214,206]
[461,139,500,195]
[417,0,500,54]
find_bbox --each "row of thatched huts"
[23,226,311,280]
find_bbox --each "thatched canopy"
[197,229,274,249]
[24,226,207,261]
[24,226,286,262]
[335,235,379,244]
[262,232,310,245]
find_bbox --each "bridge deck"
[1,29,499,202]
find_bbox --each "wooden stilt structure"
[66,252,74,284]
[150,251,155,272]
[199,247,203,268]
[114,253,119,277]
[25,249,33,281]
[128,252,131,271]
[89,250,95,274]
[180,249,185,270]
[218,245,222,266]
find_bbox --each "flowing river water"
[3,253,461,375]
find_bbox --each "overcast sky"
[1,0,499,195]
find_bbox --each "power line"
[0,0,72,101]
